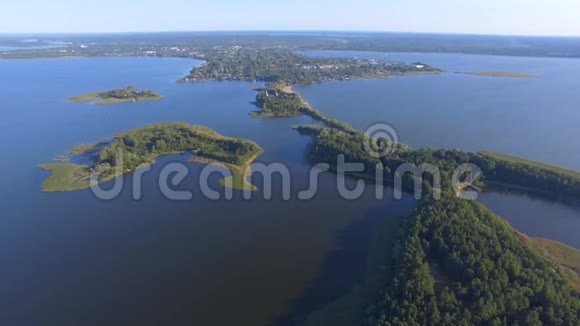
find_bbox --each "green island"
[67,86,163,105]
[457,71,538,79]
[39,123,263,192]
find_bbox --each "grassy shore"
[520,235,580,291]
[68,94,164,105]
[481,151,580,178]
[188,153,262,191]
[69,143,105,155]
[39,164,95,192]
[95,96,163,105]
[458,71,538,78]
[249,110,301,118]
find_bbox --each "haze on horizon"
[2,0,580,37]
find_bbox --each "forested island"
[39,123,263,192]
[67,86,163,105]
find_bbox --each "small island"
[39,123,263,192]
[458,71,538,79]
[67,86,163,105]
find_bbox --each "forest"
[370,194,580,325]
[98,123,262,172]
[101,86,159,99]
[295,126,580,325]
[253,86,356,133]
[298,126,580,200]
[253,87,305,117]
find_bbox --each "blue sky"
[2,0,579,36]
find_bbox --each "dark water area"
[2,51,580,326]
[297,51,580,249]
[298,51,580,171]
[0,57,415,325]
[273,196,411,326]
[478,187,580,248]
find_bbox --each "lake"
[0,52,579,325]
[0,57,415,326]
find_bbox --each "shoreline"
[188,151,263,191]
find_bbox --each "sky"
[1,0,580,36]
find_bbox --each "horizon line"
[1,29,580,39]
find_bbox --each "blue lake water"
[298,51,580,170]
[297,51,580,248]
[1,52,580,325]
[0,57,414,325]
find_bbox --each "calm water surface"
[1,52,580,325]
[297,51,580,248]
[0,57,414,325]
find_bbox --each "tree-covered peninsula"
[67,86,163,105]
[294,119,580,325]
[39,123,263,192]
[297,125,580,201]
